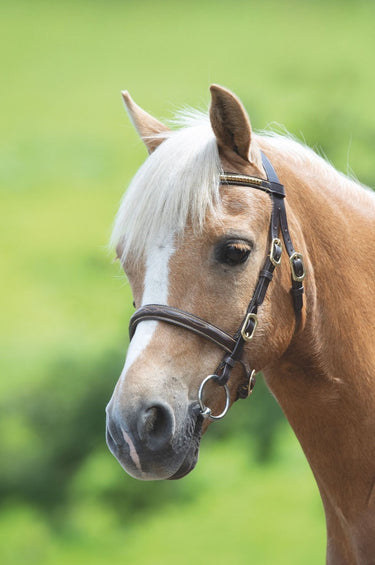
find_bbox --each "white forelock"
[111,111,222,264]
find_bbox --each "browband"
[219,172,285,198]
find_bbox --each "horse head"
[106,85,306,480]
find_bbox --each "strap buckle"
[270,238,282,267]
[289,252,306,282]
[240,313,258,342]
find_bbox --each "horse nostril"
[138,402,175,450]
[144,407,159,434]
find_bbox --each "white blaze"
[119,237,175,384]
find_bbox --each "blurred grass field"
[0,433,324,565]
[2,0,375,563]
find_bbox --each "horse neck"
[258,138,375,554]
[265,140,375,381]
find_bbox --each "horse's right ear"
[122,91,170,154]
[209,84,264,169]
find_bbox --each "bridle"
[129,152,306,421]
[129,152,305,419]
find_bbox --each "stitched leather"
[130,304,236,353]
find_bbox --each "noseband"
[129,152,306,420]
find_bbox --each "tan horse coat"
[107,85,375,564]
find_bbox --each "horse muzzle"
[105,397,203,480]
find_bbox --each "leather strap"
[130,304,236,353]
[261,152,305,317]
[215,152,305,385]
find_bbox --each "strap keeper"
[290,284,304,312]
[259,269,274,282]
[223,355,236,368]
[291,285,304,296]
[268,181,285,198]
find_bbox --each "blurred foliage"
[207,375,285,462]
[0,350,119,509]
[2,0,375,562]
[0,343,283,518]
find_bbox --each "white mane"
[111,111,222,264]
[256,131,375,215]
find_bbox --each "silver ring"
[198,375,231,421]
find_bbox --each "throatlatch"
[129,152,306,420]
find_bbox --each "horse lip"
[106,422,121,455]
[167,412,203,480]
[167,451,199,480]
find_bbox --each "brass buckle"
[289,252,306,282]
[241,313,258,342]
[270,238,282,267]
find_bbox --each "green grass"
[118,433,324,565]
[2,0,375,563]
[0,429,325,565]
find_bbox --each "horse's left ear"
[209,84,259,166]
[122,91,170,154]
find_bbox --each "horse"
[105,84,375,564]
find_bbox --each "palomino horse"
[106,85,375,563]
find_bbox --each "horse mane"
[256,131,375,214]
[111,111,222,264]
[111,110,375,264]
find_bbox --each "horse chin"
[168,430,202,480]
[167,411,203,480]
[167,455,199,480]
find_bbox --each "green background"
[2,1,374,563]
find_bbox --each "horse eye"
[217,241,252,266]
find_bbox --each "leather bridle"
[129,152,306,420]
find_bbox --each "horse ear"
[122,91,170,154]
[209,84,253,164]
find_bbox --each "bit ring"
[198,375,231,421]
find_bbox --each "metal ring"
[198,375,231,421]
